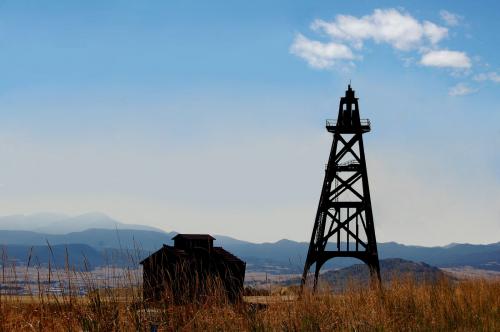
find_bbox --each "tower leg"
[300,261,310,290]
[313,262,321,292]
[368,259,381,287]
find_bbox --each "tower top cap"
[345,84,355,99]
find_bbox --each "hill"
[318,258,450,291]
[0,244,105,269]
[0,229,176,251]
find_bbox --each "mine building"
[140,234,246,302]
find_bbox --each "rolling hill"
[0,244,104,269]
[313,258,451,291]
[277,258,451,290]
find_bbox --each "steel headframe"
[301,85,381,291]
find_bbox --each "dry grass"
[0,276,498,331]
[1,245,498,330]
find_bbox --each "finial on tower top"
[346,83,355,99]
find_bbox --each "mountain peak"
[70,212,116,221]
[275,239,297,245]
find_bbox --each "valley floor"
[441,267,500,280]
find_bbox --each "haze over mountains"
[0,213,499,272]
[0,212,163,234]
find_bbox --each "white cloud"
[420,50,471,69]
[290,34,355,69]
[311,8,448,51]
[422,21,449,44]
[448,83,476,96]
[440,10,461,26]
[474,71,500,83]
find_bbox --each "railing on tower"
[325,119,371,133]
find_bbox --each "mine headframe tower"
[301,85,381,290]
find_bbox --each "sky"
[0,1,499,246]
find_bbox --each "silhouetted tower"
[302,85,380,290]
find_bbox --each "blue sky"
[0,1,498,245]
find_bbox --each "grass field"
[0,276,498,331]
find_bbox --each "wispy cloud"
[420,50,471,69]
[474,71,500,83]
[440,10,462,27]
[448,83,477,96]
[290,34,355,69]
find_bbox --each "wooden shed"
[140,234,246,303]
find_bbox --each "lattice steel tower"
[302,85,380,290]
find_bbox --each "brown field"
[0,276,499,331]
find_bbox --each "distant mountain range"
[0,213,499,272]
[216,238,500,272]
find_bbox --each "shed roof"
[139,244,245,265]
[172,234,215,241]
[213,247,245,264]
